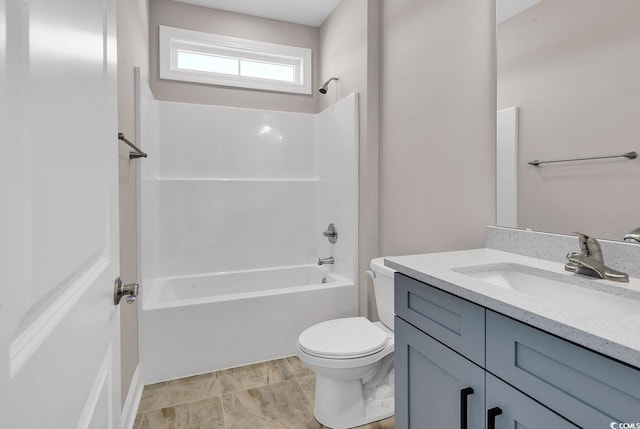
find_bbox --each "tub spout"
[318,257,334,265]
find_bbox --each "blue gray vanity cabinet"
[395,316,485,429]
[486,310,640,428]
[395,272,485,366]
[484,373,578,428]
[395,273,640,428]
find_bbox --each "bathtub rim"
[142,264,352,311]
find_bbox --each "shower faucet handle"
[323,223,338,243]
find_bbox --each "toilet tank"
[369,257,396,331]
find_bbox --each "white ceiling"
[172,0,342,27]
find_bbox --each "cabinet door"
[486,374,580,429]
[396,316,484,429]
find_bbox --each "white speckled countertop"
[385,248,640,369]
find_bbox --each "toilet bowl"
[297,258,396,429]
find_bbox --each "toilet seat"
[298,317,389,359]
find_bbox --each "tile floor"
[134,356,394,429]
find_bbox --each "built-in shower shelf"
[154,177,320,182]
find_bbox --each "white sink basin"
[465,269,640,318]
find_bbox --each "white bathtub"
[140,265,358,384]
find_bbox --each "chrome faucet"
[318,256,334,266]
[565,232,629,282]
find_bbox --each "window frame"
[159,25,312,94]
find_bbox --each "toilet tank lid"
[370,257,396,278]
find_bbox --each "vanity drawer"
[395,273,485,366]
[486,310,640,428]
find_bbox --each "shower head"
[319,76,339,94]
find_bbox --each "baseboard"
[121,365,144,429]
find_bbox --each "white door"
[2,0,121,428]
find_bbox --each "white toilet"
[297,258,396,429]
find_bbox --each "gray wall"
[498,0,640,241]
[380,0,496,256]
[319,0,380,318]
[149,0,319,113]
[116,0,149,408]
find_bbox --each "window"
[159,26,312,94]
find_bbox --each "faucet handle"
[323,223,338,244]
[571,231,603,262]
[572,231,590,252]
[572,231,597,253]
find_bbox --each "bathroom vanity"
[387,243,640,429]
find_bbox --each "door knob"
[114,277,139,305]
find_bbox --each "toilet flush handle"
[366,270,376,280]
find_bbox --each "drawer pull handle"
[460,387,474,429]
[487,406,502,429]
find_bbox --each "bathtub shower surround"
[136,75,359,383]
[315,98,359,283]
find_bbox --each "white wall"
[143,102,316,279]
[139,95,358,281]
[156,104,315,180]
[153,179,317,276]
[149,0,319,113]
[380,0,496,256]
[315,94,360,283]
